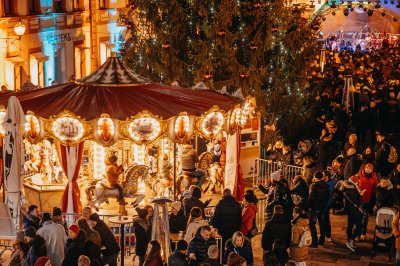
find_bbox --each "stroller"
[371,207,397,261]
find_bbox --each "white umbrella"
[3,96,26,228]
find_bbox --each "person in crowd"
[78,255,90,266]
[343,148,360,180]
[375,177,395,209]
[240,192,258,238]
[144,205,154,226]
[392,211,400,266]
[265,170,290,221]
[52,207,68,235]
[280,146,293,165]
[288,207,309,265]
[89,213,120,266]
[362,146,374,165]
[105,155,127,205]
[324,170,336,243]
[34,257,50,266]
[133,207,151,266]
[143,240,163,266]
[272,239,289,266]
[224,231,253,265]
[358,163,378,241]
[318,127,334,170]
[81,207,92,220]
[261,205,291,252]
[183,185,211,218]
[36,212,67,266]
[262,250,279,266]
[24,205,40,230]
[77,218,101,247]
[301,156,317,185]
[185,207,209,243]
[343,134,363,157]
[375,132,392,177]
[168,240,188,266]
[9,231,29,266]
[290,175,309,210]
[24,227,47,266]
[330,156,344,180]
[203,245,221,266]
[244,189,258,205]
[389,162,400,205]
[169,201,186,234]
[179,141,206,187]
[308,171,330,247]
[62,224,86,266]
[188,226,217,265]
[226,252,245,266]
[211,188,242,249]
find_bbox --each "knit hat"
[176,240,188,251]
[53,207,62,216]
[270,169,282,182]
[24,226,36,238]
[89,212,100,222]
[34,256,50,266]
[182,190,191,198]
[135,207,148,219]
[42,212,51,222]
[68,224,80,235]
[171,201,182,211]
[313,171,323,180]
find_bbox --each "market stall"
[0,54,255,214]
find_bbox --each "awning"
[6,57,25,67]
[30,52,49,62]
[101,41,115,48]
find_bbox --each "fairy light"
[52,116,84,142]
[240,99,255,127]
[0,111,6,135]
[93,142,106,180]
[133,144,145,165]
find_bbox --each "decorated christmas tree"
[120,0,321,143]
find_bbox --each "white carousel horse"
[85,165,148,211]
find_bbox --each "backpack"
[298,226,312,247]
[388,145,398,163]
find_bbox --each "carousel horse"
[178,152,213,194]
[85,165,147,212]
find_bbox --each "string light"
[133,144,145,165]
[93,142,106,180]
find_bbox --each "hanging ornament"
[253,2,264,8]
[216,30,227,37]
[204,72,213,81]
[240,71,249,80]
[162,41,171,50]
[249,43,258,50]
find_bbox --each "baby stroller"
[371,207,397,261]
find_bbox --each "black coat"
[83,239,102,266]
[23,214,40,230]
[261,214,291,251]
[290,178,309,210]
[62,230,87,266]
[187,230,217,265]
[343,155,361,180]
[202,258,221,266]
[308,179,330,212]
[168,250,189,266]
[133,218,151,257]
[182,186,208,217]
[376,186,395,209]
[224,238,253,264]
[375,141,392,176]
[93,220,120,256]
[169,209,187,233]
[26,236,46,266]
[265,182,289,221]
[342,180,362,216]
[210,195,242,243]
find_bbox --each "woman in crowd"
[185,207,208,243]
[240,193,258,238]
[288,207,310,266]
[224,231,253,265]
[226,252,246,266]
[143,240,163,266]
[290,175,309,210]
[375,177,395,209]
[77,218,101,247]
[169,201,186,234]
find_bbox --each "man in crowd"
[375,132,392,177]
[188,226,217,265]
[23,205,40,230]
[168,240,188,266]
[179,141,206,187]
[24,226,47,265]
[52,207,68,235]
[182,185,211,218]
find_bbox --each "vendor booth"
[0,54,256,215]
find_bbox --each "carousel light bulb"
[133,144,145,165]
[93,142,106,180]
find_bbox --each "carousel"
[0,54,256,216]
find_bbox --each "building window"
[5,57,24,91]
[29,0,41,15]
[54,0,65,13]
[99,0,105,9]
[73,0,80,11]
[3,0,14,16]
[30,52,49,88]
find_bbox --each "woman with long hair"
[288,207,310,266]
[224,231,253,265]
[227,252,246,266]
[144,240,163,266]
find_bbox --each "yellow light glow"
[93,142,106,180]
[129,117,161,142]
[97,116,115,142]
[201,111,224,136]
[0,111,6,135]
[133,144,145,165]
[52,116,84,142]
[239,100,254,127]
[24,115,40,137]
[174,115,190,139]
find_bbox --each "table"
[108,216,133,266]
[170,232,223,264]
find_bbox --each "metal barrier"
[253,159,302,188]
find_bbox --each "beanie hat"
[182,190,191,198]
[42,212,51,222]
[89,213,100,222]
[271,169,282,182]
[171,201,182,211]
[68,224,80,235]
[135,207,148,219]
[313,171,323,180]
[24,226,36,238]
[53,207,62,216]
[34,256,50,266]
[176,240,188,251]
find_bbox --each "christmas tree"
[120,0,321,143]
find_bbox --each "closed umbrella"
[3,96,26,228]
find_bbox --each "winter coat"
[343,141,363,157]
[343,155,360,180]
[84,229,101,248]
[326,178,336,208]
[182,186,208,217]
[392,212,400,248]
[23,214,40,230]
[144,254,163,266]
[240,203,257,236]
[83,240,102,266]
[308,179,330,212]
[26,236,47,266]
[202,258,221,266]
[169,209,187,233]
[375,141,392,176]
[224,238,253,264]
[179,144,199,171]
[376,185,395,209]
[9,245,28,266]
[261,214,291,251]
[187,230,217,265]
[133,218,151,257]
[358,170,378,204]
[105,157,123,186]
[185,219,209,243]
[302,162,317,185]
[342,180,363,216]
[265,182,289,221]
[36,221,67,266]
[290,178,309,210]
[288,218,309,262]
[210,195,242,243]
[168,250,189,266]
[93,220,120,256]
[62,230,87,266]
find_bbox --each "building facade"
[0,0,126,90]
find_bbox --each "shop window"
[54,0,65,13]
[28,0,41,15]
[3,0,14,16]
[99,0,105,9]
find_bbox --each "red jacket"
[358,170,378,203]
[240,203,257,235]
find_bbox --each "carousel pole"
[1,137,4,203]
[173,142,176,201]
